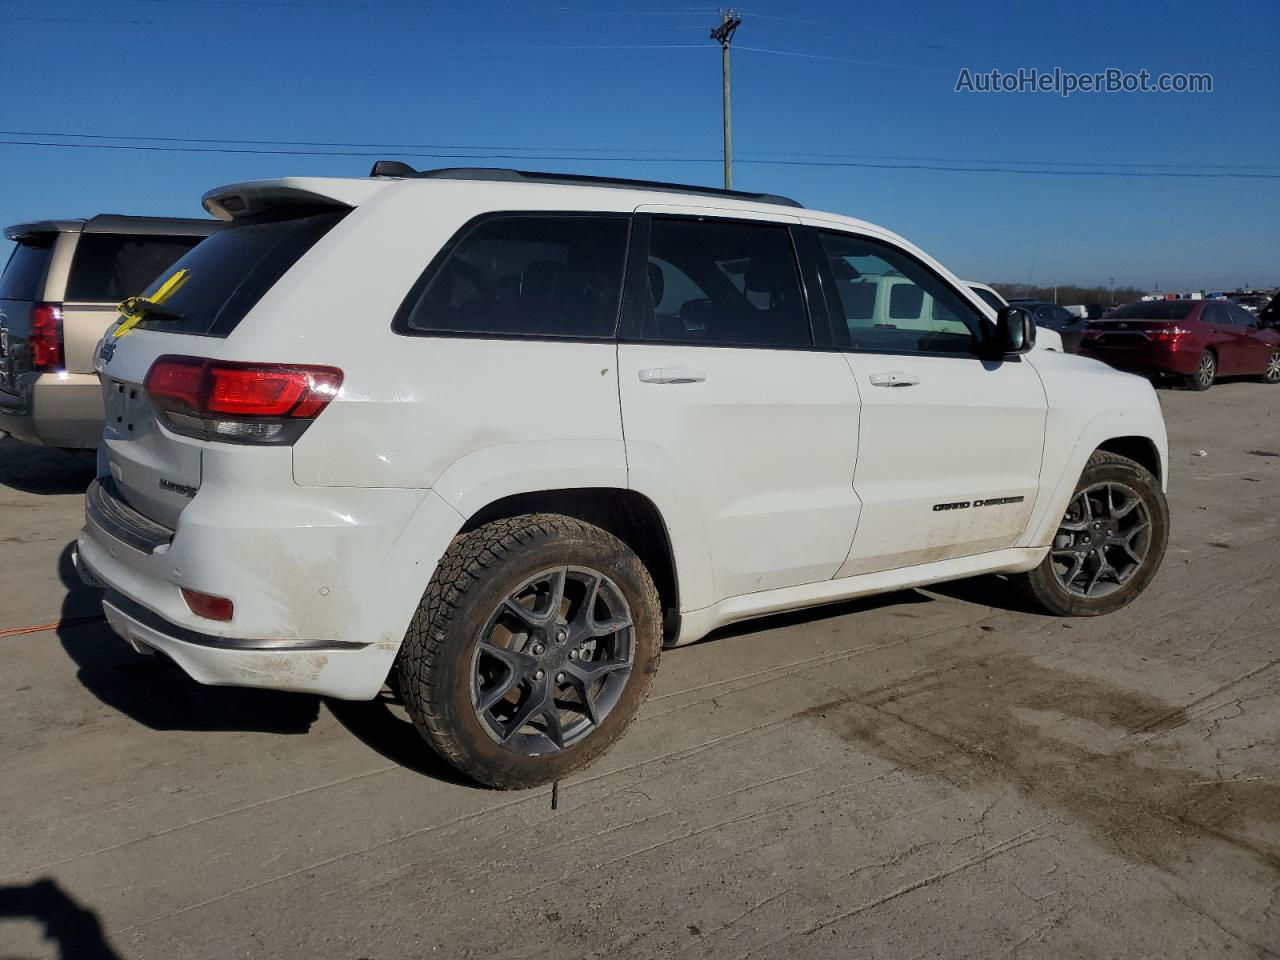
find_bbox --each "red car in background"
[1079,299,1280,390]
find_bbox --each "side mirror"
[991,306,1036,356]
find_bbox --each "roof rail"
[381,165,801,208]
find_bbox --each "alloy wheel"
[1196,352,1215,388]
[1050,482,1152,598]
[1266,351,1280,383]
[470,566,634,754]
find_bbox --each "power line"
[735,44,949,73]
[1,137,1277,178]
[3,130,1275,172]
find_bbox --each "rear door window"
[0,237,55,301]
[640,217,810,348]
[66,234,206,303]
[128,208,348,337]
[397,214,630,339]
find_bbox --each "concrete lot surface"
[1,382,1277,959]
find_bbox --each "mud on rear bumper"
[74,549,397,700]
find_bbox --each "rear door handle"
[638,367,706,384]
[869,371,919,388]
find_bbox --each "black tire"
[1259,349,1280,384]
[1010,451,1168,617]
[396,514,661,789]
[1185,350,1216,390]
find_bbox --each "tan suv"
[0,214,220,449]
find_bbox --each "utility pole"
[710,10,742,190]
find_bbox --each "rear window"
[396,214,630,339]
[130,209,348,337]
[0,236,55,301]
[66,234,205,303]
[1107,301,1196,320]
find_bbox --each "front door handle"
[869,371,920,388]
[638,367,706,384]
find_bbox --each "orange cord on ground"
[0,615,104,638]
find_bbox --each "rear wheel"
[1186,350,1216,390]
[1011,451,1168,617]
[396,514,661,789]
[1259,349,1280,384]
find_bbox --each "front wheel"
[1259,349,1280,384]
[396,514,662,789]
[1186,350,1216,390]
[1011,451,1169,617]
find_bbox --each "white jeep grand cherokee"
[77,167,1169,788]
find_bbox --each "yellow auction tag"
[113,268,191,338]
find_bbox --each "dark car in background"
[1008,299,1087,352]
[1079,299,1280,390]
[0,214,220,448]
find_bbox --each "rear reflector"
[181,587,234,622]
[144,355,342,444]
[30,303,63,371]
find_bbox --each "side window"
[1223,305,1254,330]
[1201,303,1227,326]
[1035,305,1055,320]
[1230,304,1258,327]
[641,218,810,348]
[816,230,982,355]
[66,234,205,302]
[399,214,629,339]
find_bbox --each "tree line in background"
[989,284,1146,305]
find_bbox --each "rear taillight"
[1150,326,1191,342]
[144,355,343,444]
[30,303,63,371]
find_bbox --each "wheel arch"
[459,487,682,642]
[1095,435,1162,486]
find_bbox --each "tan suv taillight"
[30,303,63,371]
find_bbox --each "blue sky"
[1,0,1276,291]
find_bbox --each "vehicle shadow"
[0,878,125,960]
[56,542,475,784]
[0,438,96,495]
[922,573,1051,615]
[326,694,475,786]
[56,542,321,735]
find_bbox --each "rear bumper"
[0,371,104,448]
[84,573,394,698]
[76,477,464,700]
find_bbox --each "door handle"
[869,371,919,388]
[638,367,706,384]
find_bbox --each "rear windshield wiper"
[119,296,187,324]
